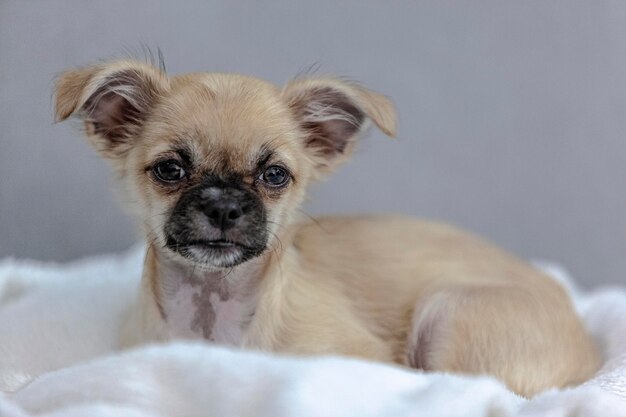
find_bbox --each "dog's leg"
[406,284,600,397]
[118,248,170,349]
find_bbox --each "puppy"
[55,59,599,397]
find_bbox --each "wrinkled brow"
[170,142,194,166]
[255,145,274,169]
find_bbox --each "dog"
[54,58,600,397]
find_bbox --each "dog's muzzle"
[163,177,268,268]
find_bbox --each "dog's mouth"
[165,236,264,267]
[187,239,238,248]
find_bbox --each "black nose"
[204,199,243,231]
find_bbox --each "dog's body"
[55,59,599,397]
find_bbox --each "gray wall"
[2,1,625,287]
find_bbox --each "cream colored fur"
[55,59,600,398]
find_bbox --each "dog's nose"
[204,199,243,231]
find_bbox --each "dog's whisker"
[297,209,325,231]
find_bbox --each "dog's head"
[55,59,396,268]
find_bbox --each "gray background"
[1,1,625,287]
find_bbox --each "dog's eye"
[154,160,186,183]
[262,165,289,186]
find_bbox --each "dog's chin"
[165,238,265,269]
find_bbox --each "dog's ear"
[55,60,169,158]
[282,78,396,171]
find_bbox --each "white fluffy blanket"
[0,247,625,417]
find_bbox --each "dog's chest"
[161,276,256,346]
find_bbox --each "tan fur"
[56,59,600,398]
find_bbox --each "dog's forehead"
[163,72,289,126]
[143,73,302,173]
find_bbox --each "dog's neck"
[146,247,269,345]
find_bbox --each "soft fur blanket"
[0,246,624,417]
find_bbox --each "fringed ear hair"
[55,59,169,158]
[282,78,396,172]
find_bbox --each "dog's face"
[55,60,395,269]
